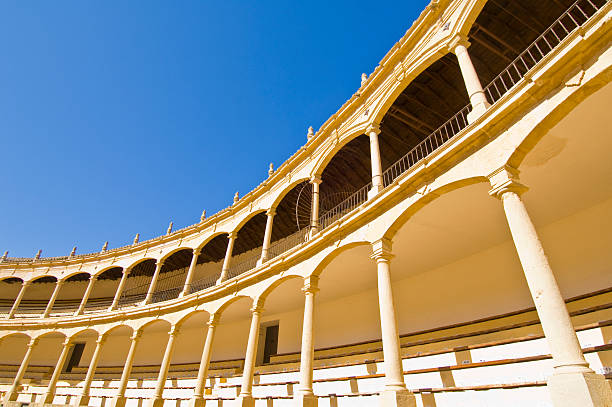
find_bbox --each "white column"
[180,248,201,297]
[488,167,612,407]
[41,337,72,404]
[218,232,237,283]
[309,177,322,238]
[189,315,219,407]
[236,305,263,407]
[148,326,179,407]
[144,260,164,304]
[259,209,276,265]
[109,269,131,311]
[43,279,64,318]
[367,124,384,197]
[450,35,490,123]
[75,335,105,406]
[7,281,30,319]
[371,239,416,407]
[295,276,319,407]
[74,276,97,316]
[3,338,38,402]
[110,331,141,407]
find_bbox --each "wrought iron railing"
[226,248,262,280]
[318,183,371,230]
[483,0,604,104]
[267,228,310,261]
[188,273,220,294]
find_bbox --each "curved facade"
[1,1,612,406]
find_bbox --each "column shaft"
[218,233,236,283]
[149,327,179,407]
[297,280,318,396]
[190,320,217,407]
[75,276,97,316]
[42,339,72,404]
[368,125,384,195]
[75,337,105,406]
[259,210,275,264]
[144,261,164,304]
[43,280,64,318]
[310,178,321,237]
[8,282,29,319]
[109,270,130,311]
[239,308,262,398]
[180,249,200,297]
[3,338,38,402]
[112,332,140,407]
[452,38,490,122]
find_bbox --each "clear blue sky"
[0,1,429,257]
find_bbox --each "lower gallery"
[1,0,611,406]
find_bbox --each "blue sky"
[0,1,429,257]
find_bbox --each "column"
[188,315,219,407]
[41,338,72,404]
[110,331,141,407]
[144,260,164,304]
[367,124,384,197]
[109,268,131,311]
[488,167,612,407]
[309,177,322,237]
[74,335,105,406]
[450,35,490,123]
[371,239,416,407]
[295,276,319,407]
[236,305,263,407]
[3,338,38,402]
[258,209,276,265]
[218,232,237,283]
[42,279,64,318]
[148,326,179,407]
[7,281,30,319]
[74,276,97,316]
[180,248,201,297]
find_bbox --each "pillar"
[144,260,164,304]
[41,337,72,404]
[309,177,322,237]
[218,232,237,283]
[236,305,263,407]
[488,166,612,407]
[7,281,30,319]
[371,239,416,407]
[188,315,219,407]
[3,338,38,402]
[450,35,490,123]
[42,279,64,318]
[180,248,201,297]
[258,209,276,265]
[110,331,141,407]
[148,326,179,407]
[74,335,105,406]
[294,276,319,407]
[109,268,131,311]
[367,124,384,198]
[74,276,97,316]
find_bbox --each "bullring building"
[1,1,611,406]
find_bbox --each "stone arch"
[32,330,67,341]
[268,177,311,210]
[212,294,253,317]
[231,208,268,236]
[68,327,101,341]
[310,241,372,279]
[310,127,367,179]
[92,265,124,278]
[174,309,211,330]
[196,231,230,253]
[254,274,304,308]
[134,317,173,334]
[101,323,134,338]
[0,276,23,283]
[159,246,195,264]
[0,331,31,341]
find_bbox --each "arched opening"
[117,259,157,307]
[151,249,194,303]
[132,320,172,381]
[226,213,267,279]
[0,277,24,317]
[49,273,90,317]
[214,296,253,362]
[84,267,124,312]
[188,234,229,293]
[0,333,31,385]
[16,276,57,318]
[95,325,133,380]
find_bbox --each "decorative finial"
[101,241,108,252]
[167,221,173,234]
[35,249,42,259]
[69,246,77,257]
[133,233,140,244]
[307,126,314,140]
[234,191,239,204]
[361,73,368,86]
[1,251,7,261]
[268,163,274,177]
[200,210,206,222]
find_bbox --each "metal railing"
[484,0,603,104]
[267,228,310,261]
[226,248,262,280]
[188,273,220,294]
[318,183,371,230]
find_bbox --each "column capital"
[89,275,98,282]
[192,246,202,256]
[266,208,276,217]
[228,231,238,240]
[62,337,72,347]
[22,280,32,287]
[168,326,180,337]
[27,338,39,348]
[366,123,381,136]
[250,304,265,315]
[95,335,107,345]
[310,176,322,185]
[448,34,471,53]
[488,165,529,199]
[122,268,132,276]
[208,313,220,327]
[130,330,143,341]
[370,238,394,262]
[56,279,66,286]
[302,275,320,294]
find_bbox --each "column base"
[73,394,90,406]
[147,396,166,407]
[40,392,55,405]
[3,389,20,403]
[109,396,127,407]
[466,101,490,124]
[368,185,383,200]
[3,402,23,407]
[294,392,318,407]
[235,394,255,407]
[186,395,207,407]
[547,371,612,407]
[378,389,416,407]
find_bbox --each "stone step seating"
[2,287,611,406]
